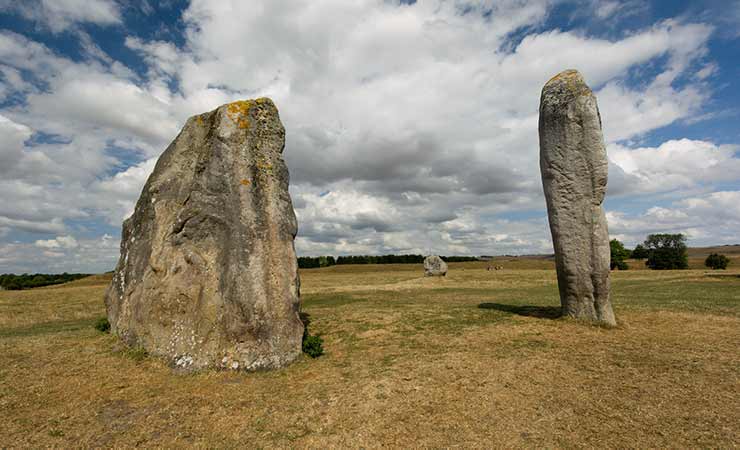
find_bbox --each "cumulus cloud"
[91,157,158,225]
[607,191,740,246]
[0,234,119,273]
[0,0,737,272]
[609,139,740,194]
[0,0,121,33]
[35,235,78,249]
[0,217,65,237]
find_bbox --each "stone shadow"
[477,303,561,319]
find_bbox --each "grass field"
[1,260,739,447]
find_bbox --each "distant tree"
[644,234,689,270]
[631,244,648,259]
[609,239,629,270]
[705,253,730,270]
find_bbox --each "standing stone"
[104,98,304,370]
[424,255,448,277]
[538,70,616,326]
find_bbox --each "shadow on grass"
[477,303,561,319]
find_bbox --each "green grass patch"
[121,346,149,362]
[612,278,740,315]
[0,318,98,338]
[302,293,367,308]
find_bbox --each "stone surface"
[104,98,304,370]
[538,70,616,326]
[424,255,448,277]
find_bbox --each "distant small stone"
[424,255,448,277]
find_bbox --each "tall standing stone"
[104,98,304,370]
[538,70,616,326]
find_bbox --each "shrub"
[644,234,689,270]
[302,335,324,358]
[299,311,324,358]
[94,317,110,333]
[705,253,730,270]
[610,239,629,270]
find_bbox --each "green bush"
[302,335,324,358]
[299,311,324,358]
[705,253,730,270]
[94,317,110,333]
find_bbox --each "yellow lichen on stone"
[227,100,252,116]
[240,179,251,186]
[226,100,254,130]
[545,70,591,96]
[196,116,204,125]
[224,98,275,131]
[547,69,579,84]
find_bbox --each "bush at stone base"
[302,335,324,358]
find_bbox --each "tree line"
[0,273,90,290]
[297,254,479,268]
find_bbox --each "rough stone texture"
[104,98,304,371]
[538,70,616,326]
[424,255,448,277]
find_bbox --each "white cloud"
[609,139,740,194]
[91,157,158,224]
[0,0,121,33]
[607,191,740,246]
[0,216,65,237]
[695,62,717,80]
[0,114,32,173]
[0,0,736,272]
[0,234,119,273]
[35,235,78,249]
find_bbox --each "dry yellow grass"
[1,263,738,447]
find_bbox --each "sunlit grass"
[1,263,738,447]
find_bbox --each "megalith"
[538,70,616,326]
[424,255,448,277]
[104,98,304,370]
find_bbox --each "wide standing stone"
[104,98,304,370]
[538,70,616,326]
[424,255,448,277]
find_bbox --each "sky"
[0,0,739,274]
